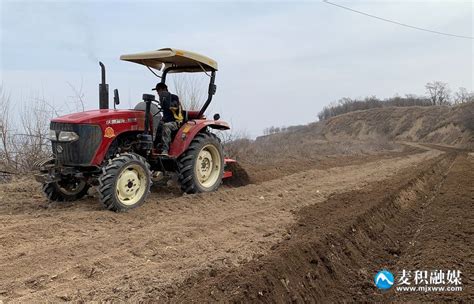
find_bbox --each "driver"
[153,83,183,156]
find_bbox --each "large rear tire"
[98,153,152,212]
[42,179,90,202]
[178,132,224,194]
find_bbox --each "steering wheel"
[152,101,162,117]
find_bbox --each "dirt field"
[0,143,472,303]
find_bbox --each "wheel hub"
[117,167,143,204]
[198,150,213,182]
[194,144,222,189]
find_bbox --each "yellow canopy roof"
[120,48,218,72]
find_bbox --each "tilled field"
[0,144,471,303]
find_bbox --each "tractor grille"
[50,122,102,166]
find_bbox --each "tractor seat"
[134,102,161,137]
[182,110,204,122]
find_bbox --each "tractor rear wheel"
[42,178,90,202]
[98,153,151,212]
[178,132,224,194]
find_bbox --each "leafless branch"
[67,79,86,112]
[172,74,206,111]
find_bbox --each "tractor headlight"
[49,129,57,141]
[57,131,79,142]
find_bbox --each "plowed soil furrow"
[390,152,474,302]
[0,147,441,303]
[171,149,472,303]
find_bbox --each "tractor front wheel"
[98,153,151,212]
[178,132,224,194]
[42,178,90,202]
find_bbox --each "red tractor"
[35,48,235,211]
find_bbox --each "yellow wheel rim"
[116,164,147,206]
[195,144,222,189]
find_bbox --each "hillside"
[225,103,473,184]
[247,102,473,155]
[321,103,473,148]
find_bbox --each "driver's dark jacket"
[158,91,180,123]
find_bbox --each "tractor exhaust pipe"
[99,62,109,110]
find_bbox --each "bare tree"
[263,126,278,135]
[317,94,432,121]
[454,87,474,104]
[172,74,206,110]
[0,85,60,173]
[216,128,252,159]
[67,80,86,112]
[0,85,14,170]
[425,81,451,105]
[15,99,53,170]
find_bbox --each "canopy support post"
[198,70,216,118]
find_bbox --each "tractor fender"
[169,120,229,157]
[91,129,144,166]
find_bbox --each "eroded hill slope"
[320,103,473,147]
[250,103,473,160]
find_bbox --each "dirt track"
[0,144,471,303]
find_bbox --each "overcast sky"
[1,0,473,137]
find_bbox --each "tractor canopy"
[120,48,218,73]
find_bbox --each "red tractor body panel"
[169,119,230,157]
[51,109,229,166]
[51,109,146,125]
[52,109,146,166]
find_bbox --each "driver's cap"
[152,83,168,91]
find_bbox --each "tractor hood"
[120,48,218,72]
[52,109,145,124]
